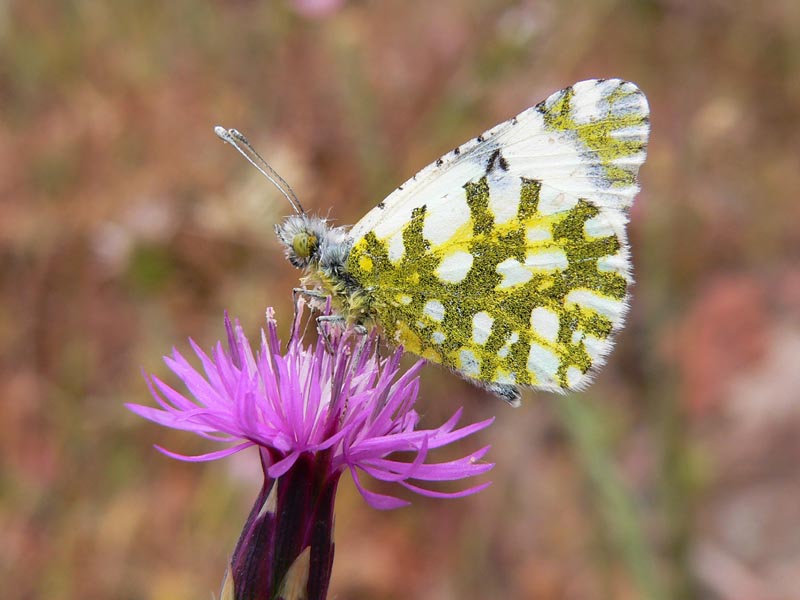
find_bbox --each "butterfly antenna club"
[214,125,305,214]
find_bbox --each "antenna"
[214,125,305,215]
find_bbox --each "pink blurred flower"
[290,0,344,18]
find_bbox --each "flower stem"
[224,449,339,600]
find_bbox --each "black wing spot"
[377,201,386,209]
[486,148,509,173]
[435,158,444,167]
[477,135,484,143]
[453,147,461,156]
[485,383,521,407]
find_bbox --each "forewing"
[346,79,649,392]
[350,79,647,241]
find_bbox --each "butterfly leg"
[316,314,367,335]
[315,315,347,354]
[289,287,330,348]
[315,315,370,353]
[292,287,328,305]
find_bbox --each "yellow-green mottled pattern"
[345,176,626,389]
[538,85,647,187]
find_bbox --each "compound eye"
[292,232,318,260]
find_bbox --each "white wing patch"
[527,342,560,387]
[565,289,626,324]
[387,231,405,263]
[435,251,473,283]
[530,307,560,343]
[496,258,533,289]
[524,249,568,271]
[487,168,522,225]
[423,299,446,322]
[537,186,579,216]
[422,192,470,247]
[471,311,494,345]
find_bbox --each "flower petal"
[154,441,254,462]
[399,479,493,499]
[350,467,410,510]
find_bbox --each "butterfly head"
[275,214,348,270]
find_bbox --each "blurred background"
[2,1,800,598]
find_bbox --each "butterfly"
[216,79,649,406]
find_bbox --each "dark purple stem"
[229,448,340,600]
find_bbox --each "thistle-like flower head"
[127,300,494,509]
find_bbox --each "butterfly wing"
[345,79,649,395]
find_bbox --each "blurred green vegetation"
[2,1,800,598]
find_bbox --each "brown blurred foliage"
[2,1,800,598]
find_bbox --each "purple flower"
[127,300,493,599]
